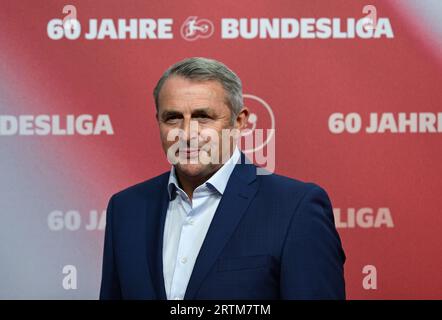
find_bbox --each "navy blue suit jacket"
[100,155,346,299]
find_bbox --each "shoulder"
[110,171,170,204]
[259,173,337,239]
[257,171,329,201]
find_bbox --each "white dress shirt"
[162,147,241,300]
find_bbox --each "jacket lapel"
[145,173,169,300]
[184,154,259,299]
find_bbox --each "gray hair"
[153,57,243,119]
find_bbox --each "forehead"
[158,76,227,109]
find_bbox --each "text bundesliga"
[47,17,394,40]
[0,115,113,136]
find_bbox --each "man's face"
[157,76,245,180]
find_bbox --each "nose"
[181,117,199,146]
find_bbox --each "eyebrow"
[160,108,214,119]
[160,110,182,120]
[191,108,213,117]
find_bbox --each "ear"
[234,107,250,130]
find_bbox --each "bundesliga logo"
[180,16,214,41]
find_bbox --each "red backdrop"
[0,0,441,299]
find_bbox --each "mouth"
[177,148,201,158]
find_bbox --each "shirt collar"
[167,147,241,199]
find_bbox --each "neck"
[174,147,238,199]
[175,168,220,200]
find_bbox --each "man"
[100,57,346,300]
